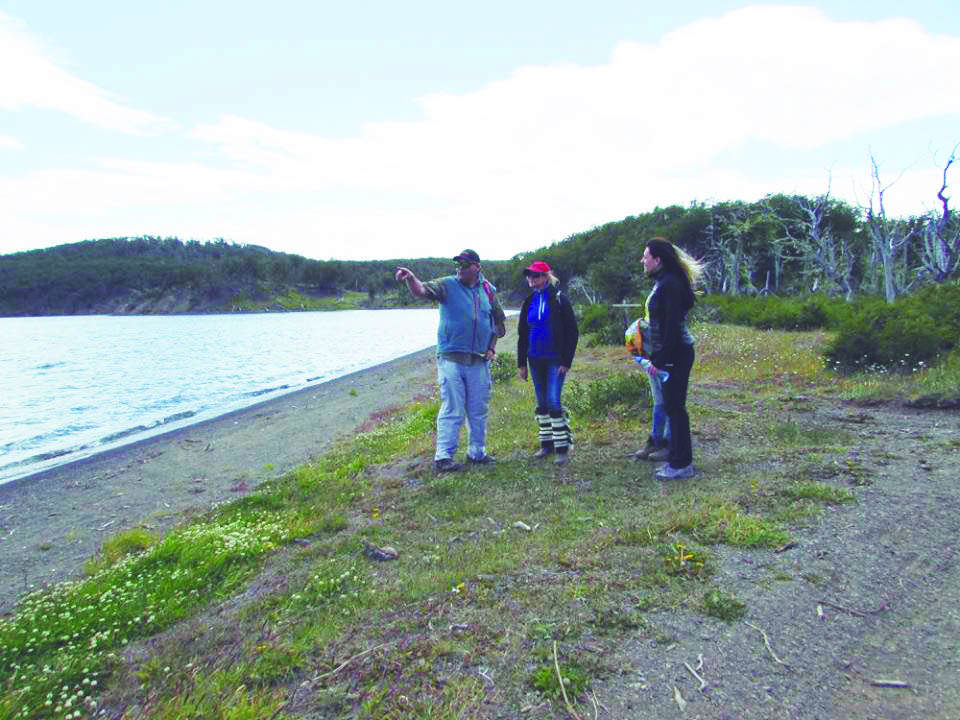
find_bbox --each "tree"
[864,154,922,302]
[772,193,861,301]
[918,145,960,283]
[567,275,599,304]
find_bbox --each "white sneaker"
[656,463,695,480]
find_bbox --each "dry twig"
[684,654,708,691]
[553,641,585,720]
[818,598,889,617]
[313,643,386,682]
[870,679,913,690]
[745,622,791,669]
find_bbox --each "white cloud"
[0,135,25,151]
[3,5,960,259]
[0,11,174,135]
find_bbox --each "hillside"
[0,237,496,316]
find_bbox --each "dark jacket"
[647,270,693,369]
[517,286,579,368]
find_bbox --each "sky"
[2,1,959,262]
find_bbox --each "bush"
[825,282,960,371]
[577,303,631,347]
[566,372,650,418]
[490,351,517,384]
[699,294,851,331]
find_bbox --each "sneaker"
[433,458,462,473]
[554,452,569,467]
[533,447,554,459]
[655,463,695,480]
[467,454,496,466]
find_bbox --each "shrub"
[825,282,960,371]
[577,303,630,347]
[565,372,650,418]
[699,294,851,331]
[490,351,516,384]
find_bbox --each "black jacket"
[647,270,693,369]
[517,286,579,368]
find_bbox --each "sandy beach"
[0,347,438,613]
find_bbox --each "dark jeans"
[661,342,695,469]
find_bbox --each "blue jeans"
[528,358,566,414]
[435,355,492,461]
[647,372,670,445]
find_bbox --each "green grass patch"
[781,483,855,504]
[703,589,747,622]
[4,322,926,718]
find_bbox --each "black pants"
[661,342,695,469]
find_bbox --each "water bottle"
[634,356,669,382]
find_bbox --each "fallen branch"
[745,622,791,669]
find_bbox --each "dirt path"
[0,348,437,614]
[598,400,960,719]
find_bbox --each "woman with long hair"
[517,261,579,466]
[641,238,704,480]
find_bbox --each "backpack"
[625,317,650,359]
[482,280,506,338]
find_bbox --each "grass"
[1,322,955,719]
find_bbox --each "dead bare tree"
[771,193,859,301]
[865,154,922,302]
[918,144,960,283]
[566,275,599,304]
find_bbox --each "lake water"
[0,310,442,486]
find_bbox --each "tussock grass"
[1,322,942,719]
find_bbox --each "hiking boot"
[647,446,670,462]
[433,458,462,473]
[634,437,667,461]
[656,463,695,481]
[467,454,496,466]
[533,447,554,459]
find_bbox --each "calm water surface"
[0,310,440,485]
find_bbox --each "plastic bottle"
[634,356,669,382]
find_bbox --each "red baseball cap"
[523,261,552,276]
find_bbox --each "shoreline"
[0,346,438,613]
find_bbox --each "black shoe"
[467,453,496,466]
[554,451,569,467]
[633,438,658,460]
[533,446,554,459]
[433,458,462,473]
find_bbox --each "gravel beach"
[0,347,437,613]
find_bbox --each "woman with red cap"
[516,261,579,466]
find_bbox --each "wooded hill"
[2,183,958,316]
[0,238,514,316]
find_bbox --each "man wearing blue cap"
[395,249,507,472]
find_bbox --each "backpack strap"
[481,280,496,306]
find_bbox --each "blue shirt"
[526,289,559,359]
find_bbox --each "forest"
[2,151,958,318]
